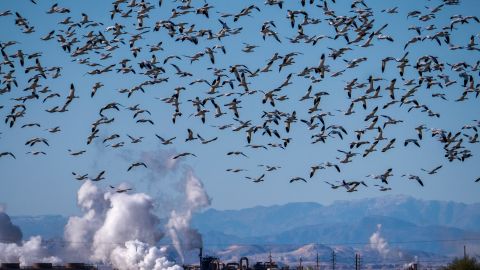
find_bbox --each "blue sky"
[0,0,479,216]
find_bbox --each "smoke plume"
[64,180,180,270]
[0,209,61,265]
[166,170,211,263]
[110,240,181,270]
[369,224,390,258]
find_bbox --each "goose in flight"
[259,164,281,171]
[226,168,247,173]
[90,171,106,181]
[401,174,424,186]
[172,152,197,159]
[374,185,392,191]
[324,181,342,189]
[290,177,307,183]
[185,128,197,142]
[198,134,218,144]
[404,139,420,147]
[68,149,86,156]
[26,151,46,155]
[91,82,104,98]
[155,134,176,145]
[421,165,442,175]
[310,165,323,178]
[343,180,368,192]
[109,185,133,193]
[127,135,144,144]
[127,162,147,171]
[367,168,393,184]
[0,152,15,159]
[381,138,396,152]
[72,172,88,181]
[227,151,249,158]
[246,174,265,183]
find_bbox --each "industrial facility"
[0,248,421,270]
[183,248,299,270]
[0,263,97,270]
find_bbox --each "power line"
[2,237,480,247]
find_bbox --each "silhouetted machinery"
[183,248,286,270]
[0,263,97,270]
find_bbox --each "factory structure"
[0,263,97,270]
[183,248,284,270]
[0,248,421,270]
[181,248,423,270]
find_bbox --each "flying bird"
[127,162,147,171]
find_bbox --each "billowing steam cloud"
[1,147,210,269]
[0,209,61,265]
[0,236,62,265]
[369,224,390,258]
[91,192,162,262]
[167,170,211,263]
[110,240,181,270]
[64,180,180,270]
[64,180,108,260]
[122,147,212,262]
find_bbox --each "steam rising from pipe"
[167,170,211,263]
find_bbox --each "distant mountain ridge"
[192,195,480,238]
[9,195,480,262]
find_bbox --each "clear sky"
[0,0,479,216]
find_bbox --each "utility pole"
[355,254,358,270]
[358,253,361,270]
[331,250,336,270]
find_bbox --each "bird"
[91,82,104,98]
[367,168,393,184]
[127,162,147,171]
[404,139,420,147]
[90,171,105,181]
[173,152,197,159]
[156,134,176,145]
[72,172,88,181]
[1,0,478,198]
[68,149,86,156]
[0,152,15,159]
[401,174,424,186]
[109,185,132,193]
[185,128,197,142]
[246,174,265,183]
[421,165,443,175]
[290,177,307,183]
[227,151,249,158]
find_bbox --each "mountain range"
[10,195,480,265]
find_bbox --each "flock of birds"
[1,0,480,194]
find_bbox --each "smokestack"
[199,247,203,270]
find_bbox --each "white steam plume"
[167,170,211,263]
[64,180,108,260]
[64,180,180,270]
[110,240,181,270]
[369,224,390,258]
[91,192,162,262]
[0,208,61,265]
